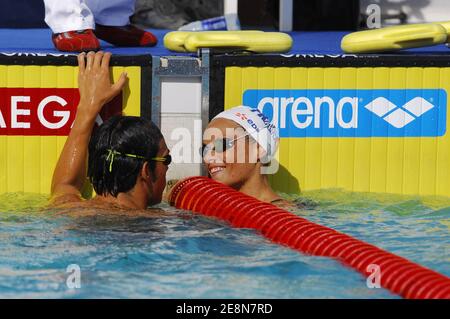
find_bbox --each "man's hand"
[77,51,128,119]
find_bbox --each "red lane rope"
[169,176,450,299]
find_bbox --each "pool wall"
[0,55,149,194]
[1,30,450,197]
[212,54,450,197]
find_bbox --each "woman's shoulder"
[271,196,318,211]
[271,198,297,210]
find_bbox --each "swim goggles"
[106,149,172,172]
[200,133,250,157]
[200,121,275,157]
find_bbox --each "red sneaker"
[94,24,158,47]
[52,29,100,52]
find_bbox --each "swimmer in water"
[201,106,294,208]
[49,51,171,216]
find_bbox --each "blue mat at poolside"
[0,28,448,56]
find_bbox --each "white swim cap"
[212,106,279,159]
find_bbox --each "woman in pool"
[202,106,293,208]
[50,51,171,214]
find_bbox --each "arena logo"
[0,88,122,136]
[243,89,447,137]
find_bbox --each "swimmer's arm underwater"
[50,52,128,206]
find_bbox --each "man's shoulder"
[48,193,83,209]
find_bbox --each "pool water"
[0,190,448,298]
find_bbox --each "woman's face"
[202,118,260,188]
[148,138,170,205]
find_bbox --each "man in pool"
[49,51,171,214]
[201,106,293,208]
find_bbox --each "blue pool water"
[0,190,448,298]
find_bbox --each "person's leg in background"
[44,0,94,33]
[44,0,157,52]
[87,0,135,27]
[87,0,157,47]
[44,0,100,51]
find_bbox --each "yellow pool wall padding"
[224,66,450,197]
[0,65,141,194]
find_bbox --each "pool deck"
[0,28,449,57]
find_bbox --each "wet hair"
[88,115,163,197]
